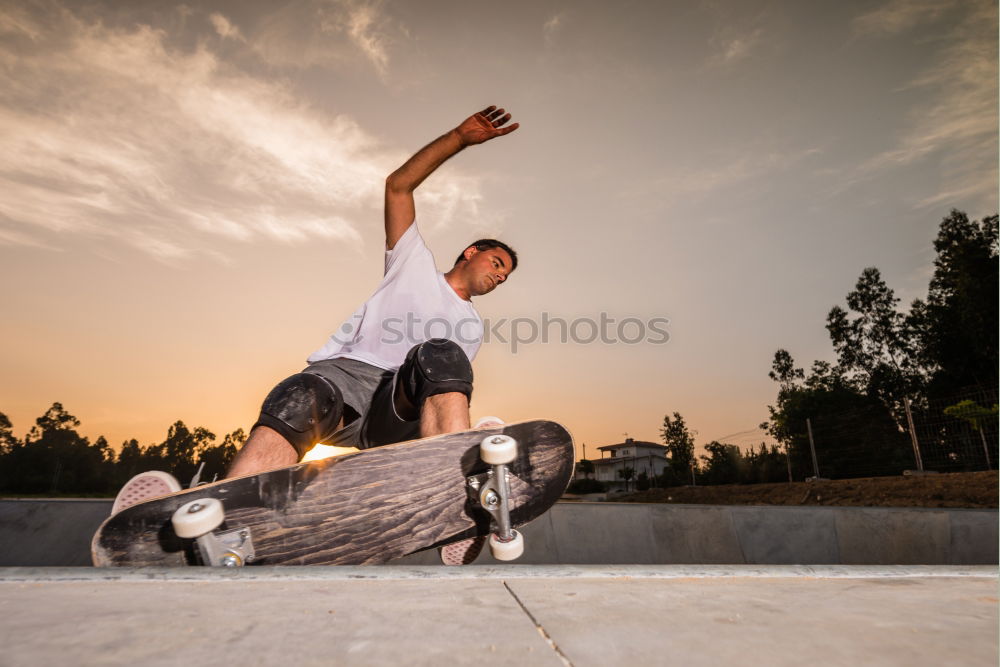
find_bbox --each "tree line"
[572,209,998,492]
[763,209,998,479]
[5,211,997,495]
[0,404,243,495]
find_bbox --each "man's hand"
[384,104,519,249]
[455,106,519,147]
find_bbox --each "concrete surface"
[0,566,996,666]
[2,499,997,566]
[394,502,999,566]
[0,499,112,566]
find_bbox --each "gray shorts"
[302,357,421,449]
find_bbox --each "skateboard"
[91,420,574,566]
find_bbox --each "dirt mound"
[619,470,998,508]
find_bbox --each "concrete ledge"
[2,499,996,567]
[398,502,998,566]
[0,564,995,582]
[0,499,112,566]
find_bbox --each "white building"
[580,438,669,492]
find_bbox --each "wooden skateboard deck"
[92,420,574,566]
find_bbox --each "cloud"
[702,3,772,68]
[543,12,566,47]
[209,13,244,42]
[855,2,997,211]
[344,3,389,76]
[0,4,481,262]
[248,0,396,77]
[711,27,764,65]
[630,146,822,210]
[853,0,955,35]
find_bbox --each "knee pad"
[399,338,473,409]
[254,373,344,458]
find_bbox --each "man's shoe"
[439,535,488,565]
[473,416,505,429]
[111,471,182,515]
[443,417,506,563]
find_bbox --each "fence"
[910,386,998,473]
[786,386,998,480]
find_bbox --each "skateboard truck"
[467,434,525,561]
[171,498,256,567]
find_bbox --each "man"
[114,105,520,561]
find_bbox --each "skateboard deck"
[92,420,574,566]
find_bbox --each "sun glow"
[301,443,359,462]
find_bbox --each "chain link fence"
[910,386,998,473]
[785,386,997,480]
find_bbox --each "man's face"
[463,246,513,296]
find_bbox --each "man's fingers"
[492,112,512,128]
[496,122,520,136]
[472,105,518,139]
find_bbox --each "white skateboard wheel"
[480,434,517,465]
[172,498,224,538]
[489,530,524,561]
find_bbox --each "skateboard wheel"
[480,434,517,465]
[172,498,225,538]
[489,530,524,561]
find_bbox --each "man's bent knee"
[397,339,473,418]
[253,372,344,459]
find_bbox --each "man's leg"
[226,426,304,478]
[420,392,470,438]
[364,339,473,447]
[390,368,470,438]
[396,339,473,438]
[227,372,345,478]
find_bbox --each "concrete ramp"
[0,499,112,566]
[1,499,996,566]
[397,502,998,566]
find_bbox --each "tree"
[636,471,650,491]
[912,210,998,396]
[155,421,217,484]
[0,412,22,490]
[577,458,595,479]
[198,428,245,482]
[660,412,696,486]
[700,441,742,485]
[826,267,925,419]
[617,466,635,492]
[14,403,108,494]
[743,443,791,484]
[943,400,999,470]
[0,412,19,455]
[762,351,912,479]
[116,438,143,472]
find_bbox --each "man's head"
[451,239,518,297]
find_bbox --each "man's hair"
[454,239,519,272]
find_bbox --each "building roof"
[591,452,667,464]
[597,437,665,452]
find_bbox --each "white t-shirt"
[307,223,484,370]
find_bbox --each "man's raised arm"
[384,105,519,249]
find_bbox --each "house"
[579,437,668,492]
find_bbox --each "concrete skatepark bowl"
[0,499,996,665]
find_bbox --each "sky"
[1,0,996,460]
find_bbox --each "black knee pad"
[399,338,474,409]
[254,373,344,458]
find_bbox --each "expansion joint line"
[502,581,574,667]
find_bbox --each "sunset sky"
[1,0,996,460]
